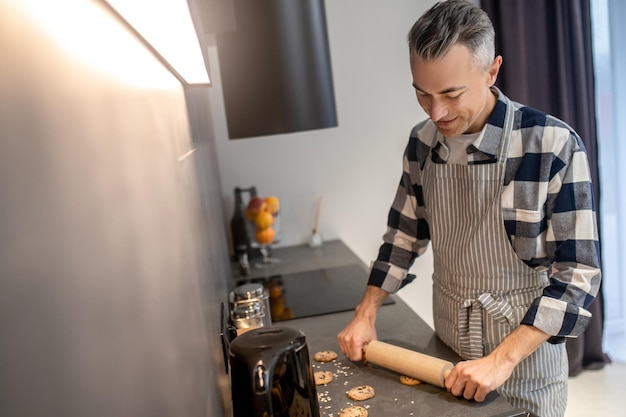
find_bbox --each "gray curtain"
[481,0,610,376]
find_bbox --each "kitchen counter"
[231,240,368,283]
[230,240,393,323]
[281,296,523,417]
[229,240,526,416]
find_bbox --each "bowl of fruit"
[245,195,280,268]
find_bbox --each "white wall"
[209,0,438,327]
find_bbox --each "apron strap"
[496,95,515,168]
[459,293,515,359]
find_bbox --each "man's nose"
[429,99,448,121]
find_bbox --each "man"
[337,1,601,416]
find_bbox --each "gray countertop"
[230,240,524,416]
[231,240,368,282]
[281,296,520,417]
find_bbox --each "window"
[592,0,626,362]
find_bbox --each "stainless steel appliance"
[229,326,320,417]
[229,283,272,333]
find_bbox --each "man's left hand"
[444,324,551,402]
[444,354,515,401]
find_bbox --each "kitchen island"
[282,296,525,417]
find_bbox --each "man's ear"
[487,55,503,86]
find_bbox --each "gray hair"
[408,0,495,72]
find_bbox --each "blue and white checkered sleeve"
[368,136,431,294]
[521,127,602,340]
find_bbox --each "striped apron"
[421,97,568,417]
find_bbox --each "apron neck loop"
[495,96,515,166]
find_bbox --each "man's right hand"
[337,285,389,361]
[337,316,377,361]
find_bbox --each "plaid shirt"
[369,89,601,340]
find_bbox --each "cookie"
[314,350,338,362]
[314,370,334,385]
[346,385,375,401]
[338,405,368,417]
[399,375,422,386]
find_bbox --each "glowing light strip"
[105,0,210,85]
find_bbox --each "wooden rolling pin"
[363,340,453,388]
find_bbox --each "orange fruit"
[254,211,274,229]
[255,227,275,244]
[264,195,280,215]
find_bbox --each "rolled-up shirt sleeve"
[368,130,432,293]
[520,130,601,341]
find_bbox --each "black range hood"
[215,0,338,139]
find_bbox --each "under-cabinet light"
[104,0,210,85]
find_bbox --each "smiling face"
[410,44,502,137]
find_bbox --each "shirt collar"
[433,87,509,162]
[475,87,509,160]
